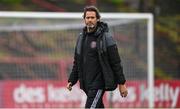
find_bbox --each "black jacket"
[68,22,126,91]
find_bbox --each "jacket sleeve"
[105,33,126,85]
[68,39,79,86]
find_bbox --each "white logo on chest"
[90,41,96,48]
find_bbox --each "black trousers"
[85,89,105,108]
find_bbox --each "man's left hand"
[119,84,128,97]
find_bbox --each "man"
[67,6,128,108]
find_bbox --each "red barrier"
[0,80,180,108]
[2,81,85,108]
[154,80,180,108]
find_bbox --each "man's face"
[84,11,99,29]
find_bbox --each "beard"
[87,24,95,29]
[86,24,95,32]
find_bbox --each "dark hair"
[83,6,101,19]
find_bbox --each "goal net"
[0,12,154,108]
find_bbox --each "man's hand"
[67,82,72,91]
[119,84,128,97]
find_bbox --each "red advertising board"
[0,80,180,108]
[105,80,148,108]
[1,81,86,108]
[154,80,180,108]
[107,80,180,108]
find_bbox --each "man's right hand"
[67,82,72,91]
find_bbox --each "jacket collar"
[83,21,109,37]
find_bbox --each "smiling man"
[67,6,128,108]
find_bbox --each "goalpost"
[0,12,154,108]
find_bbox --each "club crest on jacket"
[90,41,96,48]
